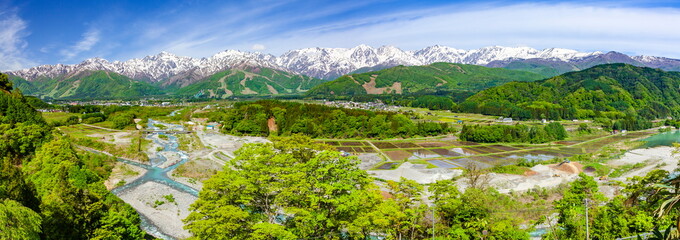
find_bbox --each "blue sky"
[2,0,680,70]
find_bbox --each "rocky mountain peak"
[8,45,680,82]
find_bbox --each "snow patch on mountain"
[8,45,670,81]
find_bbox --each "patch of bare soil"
[550,162,583,174]
[239,72,258,94]
[266,83,279,94]
[384,150,412,161]
[104,162,146,190]
[87,131,132,145]
[218,73,237,98]
[172,158,221,181]
[267,117,278,132]
[362,76,402,94]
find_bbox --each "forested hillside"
[306,62,546,97]
[198,100,453,138]
[173,67,326,97]
[488,51,647,77]
[7,66,326,99]
[9,70,161,99]
[0,73,146,239]
[461,64,680,121]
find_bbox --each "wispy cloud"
[18,0,680,66]
[0,9,34,71]
[252,2,680,57]
[251,44,266,51]
[60,28,100,60]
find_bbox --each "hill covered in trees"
[172,67,326,98]
[0,73,146,239]
[198,100,452,138]
[487,51,648,77]
[306,62,546,97]
[7,66,326,100]
[9,70,161,99]
[460,64,680,121]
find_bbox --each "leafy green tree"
[0,199,42,240]
[368,115,390,138]
[0,73,13,92]
[0,158,40,210]
[380,178,429,239]
[0,123,52,163]
[430,179,529,239]
[550,173,605,239]
[91,208,146,240]
[110,113,135,129]
[460,123,567,143]
[66,115,80,125]
[184,135,381,239]
[23,137,143,240]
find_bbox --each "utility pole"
[585,198,590,240]
[432,203,435,240]
[138,130,142,152]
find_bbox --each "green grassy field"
[41,112,80,123]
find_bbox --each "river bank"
[106,118,270,239]
[116,181,196,239]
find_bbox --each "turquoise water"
[529,130,680,237]
[110,118,198,240]
[641,130,680,148]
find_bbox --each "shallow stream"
[111,118,198,240]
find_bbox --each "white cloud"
[60,28,101,60]
[251,44,266,51]
[98,2,680,61]
[0,10,34,71]
[254,3,680,58]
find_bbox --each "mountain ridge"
[306,62,547,97]
[10,45,680,83]
[461,63,680,120]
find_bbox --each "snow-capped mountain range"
[8,45,680,81]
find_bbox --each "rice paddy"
[316,129,657,170]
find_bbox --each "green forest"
[200,100,453,138]
[172,67,326,97]
[11,70,161,100]
[459,122,568,143]
[461,64,680,121]
[306,62,545,97]
[0,73,147,239]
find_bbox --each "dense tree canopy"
[202,100,453,139]
[0,199,42,240]
[461,64,680,121]
[0,72,146,239]
[184,135,382,239]
[459,122,567,143]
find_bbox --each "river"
[111,118,198,240]
[641,130,680,148]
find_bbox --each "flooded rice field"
[318,130,656,170]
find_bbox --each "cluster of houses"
[321,100,400,112]
[59,100,188,107]
[189,118,222,131]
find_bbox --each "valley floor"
[80,116,676,239]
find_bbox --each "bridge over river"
[141,130,193,134]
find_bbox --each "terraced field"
[317,130,656,170]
